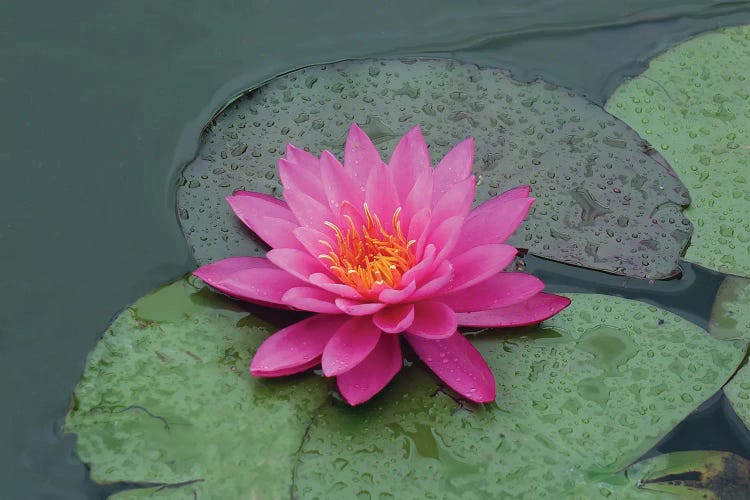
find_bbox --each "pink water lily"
[194,124,570,405]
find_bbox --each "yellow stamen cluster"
[320,204,415,295]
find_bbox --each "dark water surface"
[3,1,750,497]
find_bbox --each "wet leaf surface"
[628,451,750,499]
[65,278,330,498]
[709,275,750,342]
[607,26,750,277]
[177,58,691,279]
[710,275,750,430]
[293,294,746,498]
[67,281,750,497]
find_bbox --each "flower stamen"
[319,204,415,295]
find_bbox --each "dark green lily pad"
[628,451,750,499]
[293,294,746,498]
[177,58,691,279]
[65,277,331,498]
[709,275,750,430]
[607,26,750,277]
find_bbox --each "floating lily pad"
[709,275,750,430]
[178,58,691,279]
[65,277,331,498]
[709,275,750,341]
[607,26,750,277]
[67,284,748,497]
[293,294,746,498]
[628,450,750,498]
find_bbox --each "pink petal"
[320,150,364,214]
[337,334,402,405]
[194,255,275,277]
[254,217,303,250]
[406,331,495,403]
[283,189,335,233]
[388,126,430,201]
[309,273,364,300]
[228,191,294,219]
[407,301,457,339]
[452,197,535,256]
[401,169,434,231]
[430,176,476,223]
[278,158,327,204]
[456,293,571,327]
[194,257,304,307]
[285,144,319,174]
[425,216,465,263]
[294,226,334,260]
[440,273,545,313]
[365,163,399,231]
[373,303,415,333]
[322,316,382,376]
[400,243,436,286]
[335,298,386,316]
[378,281,416,304]
[344,123,382,188]
[408,209,432,257]
[250,314,347,377]
[447,244,518,292]
[226,193,301,249]
[266,248,326,282]
[410,260,453,301]
[433,137,474,198]
[282,287,341,314]
[496,185,531,203]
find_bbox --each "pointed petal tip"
[285,143,301,155]
[455,135,474,151]
[466,383,496,403]
[319,149,337,161]
[455,292,571,328]
[403,125,425,141]
[277,156,292,169]
[248,358,320,378]
[348,121,365,135]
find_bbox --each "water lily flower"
[194,124,570,405]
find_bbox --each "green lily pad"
[68,284,749,498]
[627,450,750,499]
[710,275,750,431]
[178,58,691,279]
[65,277,331,498]
[709,275,750,341]
[607,26,750,277]
[293,294,746,498]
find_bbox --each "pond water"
[3,1,750,497]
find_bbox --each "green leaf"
[710,275,750,429]
[627,451,750,499]
[65,277,331,498]
[709,275,750,341]
[293,294,746,498]
[607,26,750,277]
[178,58,692,279]
[68,283,749,498]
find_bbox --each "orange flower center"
[320,204,416,295]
